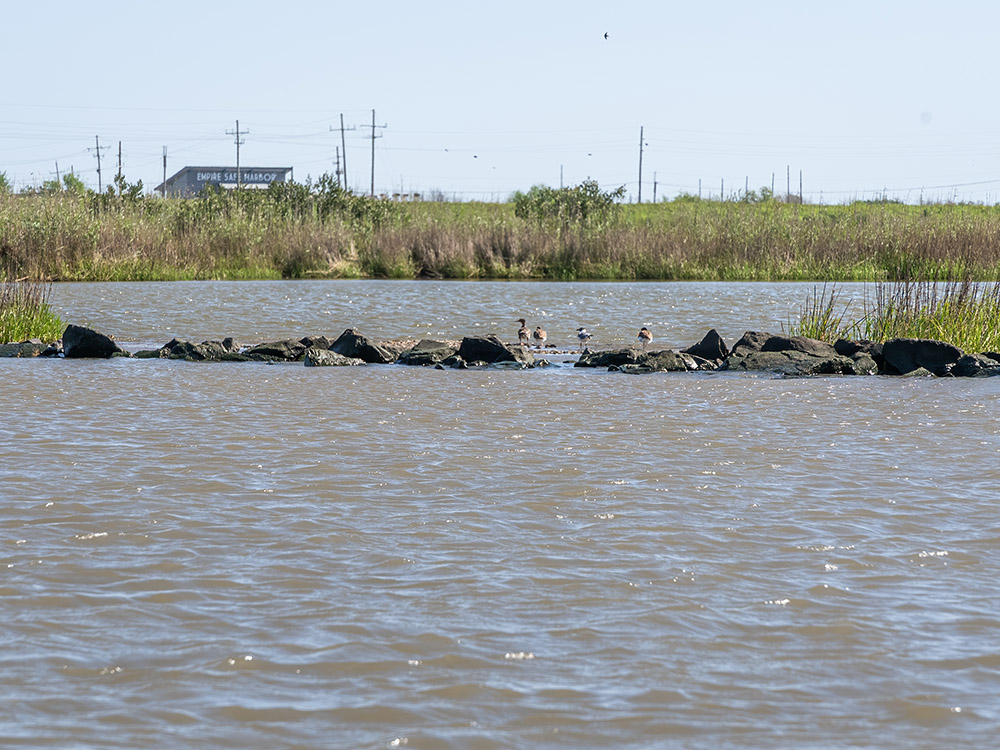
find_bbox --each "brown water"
[2,281,999,749]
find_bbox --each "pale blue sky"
[4,0,999,202]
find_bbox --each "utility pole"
[162,146,168,197]
[653,171,657,203]
[117,141,123,184]
[361,109,387,197]
[799,170,803,203]
[331,114,356,189]
[226,120,249,188]
[50,161,61,187]
[637,125,644,203]
[88,136,109,193]
[334,147,343,189]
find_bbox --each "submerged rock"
[62,325,128,359]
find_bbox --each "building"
[156,166,293,197]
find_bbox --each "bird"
[533,325,547,348]
[604,32,609,40]
[638,327,653,351]
[517,318,530,347]
[577,327,592,351]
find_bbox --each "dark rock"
[62,325,128,359]
[835,339,885,370]
[901,366,934,378]
[300,335,334,350]
[723,349,858,376]
[397,339,461,367]
[683,329,729,361]
[303,348,365,367]
[244,339,309,362]
[331,328,396,364]
[882,338,963,376]
[729,331,773,357]
[574,348,641,368]
[441,355,467,369]
[638,350,691,372]
[953,353,1000,378]
[457,335,534,366]
[761,335,837,358]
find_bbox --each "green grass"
[0,281,65,343]
[4,184,1000,282]
[789,278,1000,353]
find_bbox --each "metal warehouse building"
[156,166,293,197]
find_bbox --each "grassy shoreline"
[2,183,1000,283]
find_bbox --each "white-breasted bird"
[638,327,653,351]
[577,327,592,350]
[533,325,547,348]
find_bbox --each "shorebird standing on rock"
[638,327,653,352]
[533,325,547,348]
[577,327,592,351]
[517,318,530,347]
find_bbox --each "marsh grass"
[791,277,1000,353]
[0,281,64,343]
[4,186,1000,282]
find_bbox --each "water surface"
[2,281,997,749]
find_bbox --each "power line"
[86,135,110,192]
[225,120,249,188]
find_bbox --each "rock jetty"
[4,325,1000,378]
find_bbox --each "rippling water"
[2,281,999,749]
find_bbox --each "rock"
[849,353,879,375]
[953,353,1000,378]
[379,338,421,360]
[835,338,885,371]
[0,340,47,358]
[638,350,691,372]
[331,328,396,364]
[724,349,858,376]
[901,366,934,378]
[300,335,334,350]
[882,338,963,376]
[397,339,461,367]
[303,348,365,367]
[62,325,128,359]
[683,329,729,361]
[574,348,641,368]
[243,338,309,362]
[729,331,773,357]
[761,335,838,358]
[457,335,534,366]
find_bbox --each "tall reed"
[789,277,1000,353]
[4,185,1000,282]
[0,281,64,343]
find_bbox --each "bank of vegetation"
[2,175,1000,283]
[3,175,1000,349]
